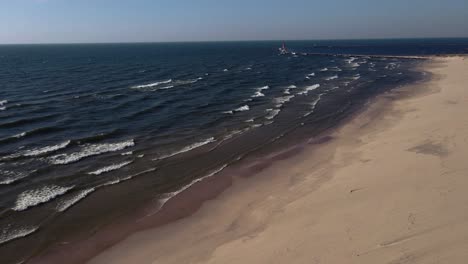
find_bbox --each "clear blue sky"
[1,0,467,44]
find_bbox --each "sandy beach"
[87,56,468,264]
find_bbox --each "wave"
[49,139,135,165]
[320,68,328,72]
[283,85,297,95]
[88,160,133,175]
[330,67,342,72]
[251,86,269,98]
[13,185,74,211]
[0,170,30,185]
[0,224,39,245]
[304,93,323,117]
[265,109,281,120]
[0,114,59,129]
[223,69,229,72]
[352,74,361,80]
[325,75,339,81]
[307,72,316,77]
[101,168,157,187]
[345,57,356,64]
[159,164,228,208]
[0,100,7,106]
[234,105,250,112]
[297,84,320,95]
[0,132,27,144]
[23,141,71,157]
[56,188,96,212]
[131,79,172,89]
[153,137,215,160]
[121,151,133,156]
[274,95,294,108]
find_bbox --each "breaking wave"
[13,185,74,211]
[131,79,172,89]
[153,137,215,160]
[49,139,135,165]
[251,86,269,98]
[0,224,38,245]
[23,141,71,157]
[56,188,96,212]
[325,75,339,81]
[159,164,228,208]
[265,109,281,120]
[88,160,133,175]
[298,84,320,95]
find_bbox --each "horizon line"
[1,36,468,46]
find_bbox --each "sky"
[0,0,467,44]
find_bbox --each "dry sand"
[89,56,468,264]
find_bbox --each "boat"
[279,42,289,55]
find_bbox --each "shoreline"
[24,56,457,264]
[84,55,468,263]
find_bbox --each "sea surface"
[0,39,467,263]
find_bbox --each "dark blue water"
[0,39,466,263]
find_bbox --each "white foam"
[235,105,250,112]
[352,74,361,80]
[265,109,281,120]
[304,94,323,117]
[154,137,215,160]
[131,79,172,89]
[102,168,157,187]
[320,68,328,72]
[0,170,29,185]
[325,75,339,81]
[223,110,233,114]
[345,57,356,64]
[0,100,7,105]
[0,106,5,111]
[298,84,320,95]
[49,139,135,165]
[121,151,133,156]
[56,188,95,212]
[88,160,133,175]
[251,86,269,98]
[307,72,316,76]
[23,141,71,157]
[13,185,74,211]
[159,164,228,208]
[223,69,229,72]
[14,132,26,139]
[0,224,38,245]
[274,95,294,107]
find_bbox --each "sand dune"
[89,56,468,264]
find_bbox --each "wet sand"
[85,56,468,263]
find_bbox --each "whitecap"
[153,137,215,160]
[88,160,133,175]
[274,95,294,107]
[0,100,7,106]
[265,109,281,120]
[234,105,250,112]
[325,75,339,81]
[251,86,269,98]
[23,140,71,157]
[297,84,320,95]
[223,69,229,72]
[49,139,135,165]
[121,151,133,156]
[13,185,74,211]
[0,224,38,245]
[56,188,95,212]
[307,72,315,77]
[131,79,172,89]
[320,68,328,72]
